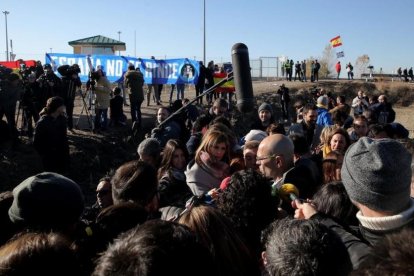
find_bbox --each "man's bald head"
[260,134,294,159]
[257,134,294,180]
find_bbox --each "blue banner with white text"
[45,53,200,84]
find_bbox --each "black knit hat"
[8,172,84,230]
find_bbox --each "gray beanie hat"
[258,103,273,114]
[137,138,161,157]
[8,172,84,229]
[341,137,412,213]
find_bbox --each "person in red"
[335,61,341,79]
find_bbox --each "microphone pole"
[156,72,234,129]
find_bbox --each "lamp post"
[3,11,9,61]
[117,31,121,56]
[203,0,206,65]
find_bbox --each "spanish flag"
[213,72,235,93]
[330,36,342,48]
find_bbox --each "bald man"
[256,134,294,186]
[257,134,319,204]
[371,94,396,124]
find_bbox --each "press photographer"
[59,64,82,130]
[20,69,42,138]
[0,71,24,145]
[36,63,62,110]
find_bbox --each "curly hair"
[93,220,215,276]
[216,169,278,255]
[262,218,352,276]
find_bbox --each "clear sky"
[1,0,413,73]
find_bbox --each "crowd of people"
[397,67,414,82]
[1,59,414,275]
[281,59,356,81]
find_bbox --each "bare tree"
[320,44,336,78]
[355,55,370,78]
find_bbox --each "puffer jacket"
[95,76,111,109]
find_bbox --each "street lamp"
[3,11,9,61]
[203,0,206,65]
[117,31,121,56]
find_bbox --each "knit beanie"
[316,96,329,109]
[137,138,161,157]
[341,137,412,213]
[258,103,273,114]
[8,172,84,229]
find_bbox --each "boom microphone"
[231,43,254,113]
[279,183,300,202]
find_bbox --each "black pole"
[157,72,234,129]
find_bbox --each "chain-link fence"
[250,57,280,80]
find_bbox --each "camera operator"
[60,64,82,130]
[20,70,42,138]
[36,63,62,110]
[0,73,24,145]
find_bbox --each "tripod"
[75,87,94,131]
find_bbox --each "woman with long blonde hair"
[185,129,230,196]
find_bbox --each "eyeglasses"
[256,154,282,162]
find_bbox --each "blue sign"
[45,53,200,84]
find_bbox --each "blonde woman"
[185,130,230,196]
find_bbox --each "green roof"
[68,35,125,46]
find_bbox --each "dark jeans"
[176,84,185,100]
[195,84,204,104]
[281,101,289,119]
[95,108,108,130]
[0,106,18,141]
[130,99,143,125]
[65,100,74,129]
[169,85,175,103]
[206,85,214,103]
[23,105,40,137]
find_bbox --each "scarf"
[170,167,186,182]
[199,151,230,180]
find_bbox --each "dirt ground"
[1,79,414,204]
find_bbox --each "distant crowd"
[397,67,414,82]
[281,59,355,82]
[1,59,414,275]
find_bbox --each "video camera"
[19,64,36,83]
[57,64,81,78]
[89,70,100,82]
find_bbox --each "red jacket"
[336,63,341,73]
